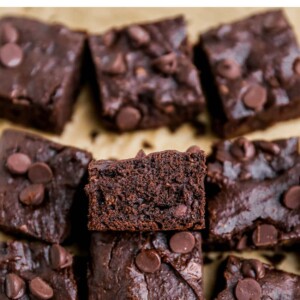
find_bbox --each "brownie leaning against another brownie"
[85,147,206,231]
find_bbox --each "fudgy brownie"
[0,16,86,133]
[86,147,206,231]
[216,255,300,299]
[196,10,300,137]
[0,240,77,299]
[88,15,205,132]
[0,129,92,243]
[88,231,204,300]
[206,136,300,249]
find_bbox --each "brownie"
[0,240,77,299]
[0,129,92,243]
[0,16,86,133]
[88,231,204,300]
[85,147,206,231]
[216,255,300,299]
[196,10,300,137]
[206,136,300,249]
[88,15,205,132]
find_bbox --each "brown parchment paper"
[0,7,299,299]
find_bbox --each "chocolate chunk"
[256,141,281,155]
[29,277,54,300]
[28,162,53,184]
[5,273,26,299]
[50,244,73,270]
[216,59,241,79]
[6,153,32,175]
[127,25,150,47]
[293,58,300,75]
[135,250,161,273]
[153,53,177,75]
[101,53,126,75]
[19,184,45,206]
[235,278,262,300]
[186,145,201,153]
[242,84,267,111]
[116,107,141,131]
[174,204,188,217]
[0,43,23,68]
[283,186,300,210]
[169,232,195,254]
[252,224,278,246]
[1,23,18,43]
[230,137,255,161]
[242,259,265,279]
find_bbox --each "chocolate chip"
[135,149,146,159]
[237,235,248,250]
[216,59,241,79]
[29,277,53,300]
[153,53,177,75]
[293,58,300,75]
[186,145,201,153]
[28,162,53,184]
[6,153,32,175]
[135,250,161,273]
[116,107,141,131]
[169,232,195,254]
[235,278,262,300]
[242,259,265,279]
[230,137,255,162]
[252,224,278,247]
[256,141,281,155]
[174,204,187,217]
[5,273,25,299]
[50,244,73,270]
[242,84,267,111]
[102,30,116,47]
[101,53,126,75]
[0,43,23,68]
[1,23,19,43]
[19,184,45,206]
[283,186,300,210]
[127,25,150,47]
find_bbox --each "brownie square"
[86,147,206,231]
[0,129,92,243]
[88,15,205,132]
[0,16,86,133]
[206,136,300,250]
[0,240,77,299]
[88,231,204,300]
[196,10,300,137]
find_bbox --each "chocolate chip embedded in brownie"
[88,231,204,300]
[216,256,300,299]
[88,15,205,132]
[85,147,206,231]
[0,129,92,243]
[196,10,300,137]
[0,16,86,133]
[0,240,77,299]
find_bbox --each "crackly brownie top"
[217,256,300,300]
[89,15,204,130]
[0,16,85,106]
[200,10,300,120]
[88,232,203,300]
[0,241,77,300]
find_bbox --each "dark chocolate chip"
[116,107,141,131]
[135,149,146,159]
[28,162,53,184]
[0,43,23,68]
[230,137,255,161]
[216,59,241,79]
[174,204,187,217]
[242,84,267,111]
[237,235,248,250]
[101,53,126,75]
[186,145,201,153]
[256,141,281,155]
[19,184,45,206]
[50,244,73,270]
[242,259,265,279]
[135,250,161,273]
[235,278,262,300]
[1,23,18,43]
[127,25,150,47]
[29,277,53,300]
[252,224,278,247]
[283,186,300,210]
[5,273,25,299]
[153,52,177,75]
[6,153,32,175]
[293,58,300,75]
[169,232,195,254]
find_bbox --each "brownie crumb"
[142,140,153,149]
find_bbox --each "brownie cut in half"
[206,136,300,250]
[216,255,300,299]
[0,129,92,243]
[86,147,206,231]
[88,231,204,300]
[88,15,205,132]
[0,16,86,133]
[0,240,77,299]
[196,10,300,137]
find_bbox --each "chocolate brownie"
[86,147,206,231]
[0,129,92,243]
[88,15,205,132]
[0,240,77,299]
[206,136,300,249]
[196,10,300,137]
[216,255,300,299]
[88,231,204,300]
[0,16,86,133]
